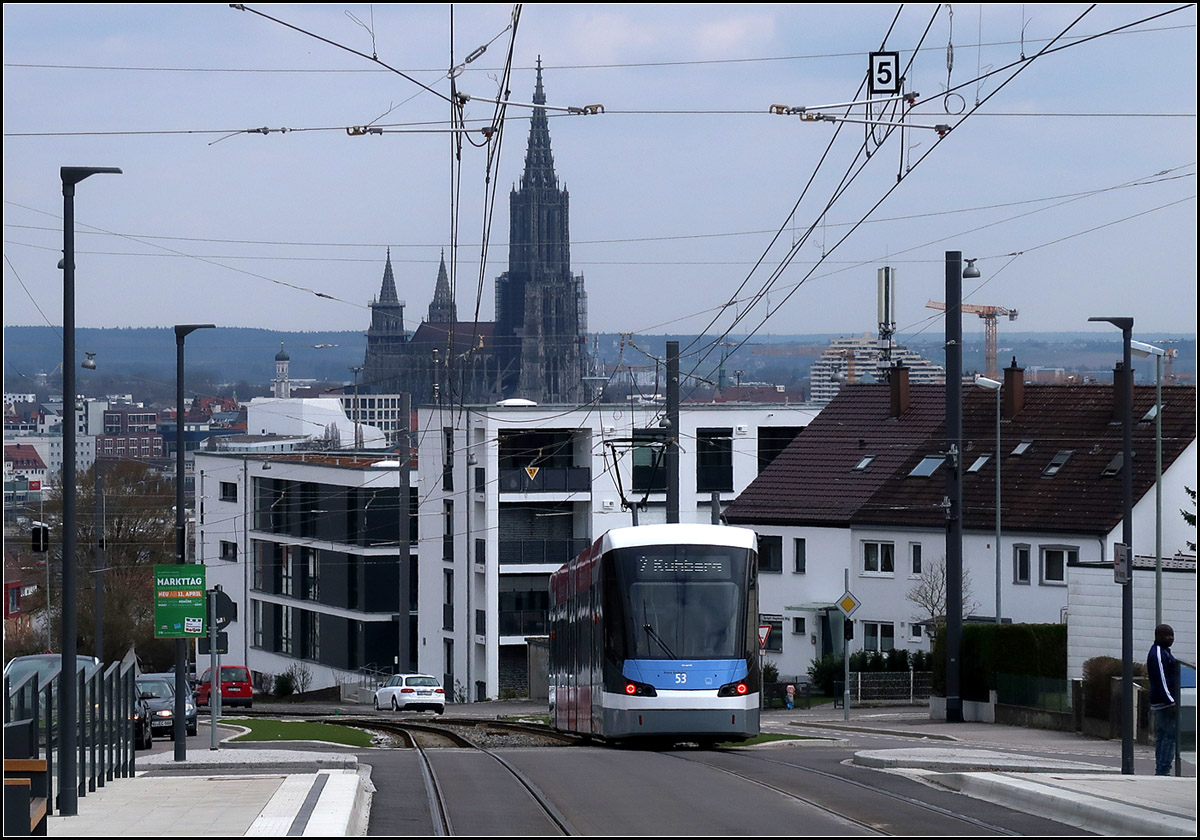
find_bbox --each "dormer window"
[908,455,943,477]
[1043,450,1073,476]
[853,456,876,471]
[1011,440,1033,456]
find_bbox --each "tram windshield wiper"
[642,624,677,659]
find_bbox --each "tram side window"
[757,535,782,573]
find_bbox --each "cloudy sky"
[3,4,1196,346]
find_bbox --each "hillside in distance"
[3,326,1193,398]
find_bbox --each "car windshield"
[406,676,439,687]
[138,679,174,699]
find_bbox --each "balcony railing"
[499,609,548,637]
[498,467,590,494]
[497,538,590,565]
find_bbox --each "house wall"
[1068,563,1196,681]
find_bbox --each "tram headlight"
[624,680,657,697]
[717,681,749,697]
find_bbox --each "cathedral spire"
[521,56,556,191]
[378,247,400,306]
[427,249,457,323]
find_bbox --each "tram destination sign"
[154,565,207,638]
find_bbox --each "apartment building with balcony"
[414,399,820,703]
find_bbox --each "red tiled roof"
[724,382,1196,537]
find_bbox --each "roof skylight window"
[908,455,943,477]
[967,455,991,473]
[1043,450,1074,477]
[1102,453,1124,476]
[853,456,876,471]
[1011,440,1033,456]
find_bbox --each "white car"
[373,673,446,714]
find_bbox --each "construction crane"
[926,299,1018,380]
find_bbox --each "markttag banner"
[154,565,206,638]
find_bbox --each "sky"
[3,4,1196,349]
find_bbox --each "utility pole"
[665,341,680,524]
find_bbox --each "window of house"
[252,600,263,648]
[757,535,783,573]
[279,605,293,655]
[761,615,783,652]
[1040,546,1075,585]
[279,545,294,597]
[853,455,876,471]
[631,431,668,492]
[220,540,237,562]
[1014,545,1031,584]
[8,587,18,614]
[793,538,807,574]
[864,621,895,651]
[1102,453,1123,476]
[696,428,733,492]
[908,456,943,477]
[910,623,923,641]
[443,570,454,631]
[306,612,320,661]
[909,543,922,576]
[304,547,319,600]
[863,541,895,575]
[792,616,806,635]
[219,481,238,502]
[1011,440,1033,456]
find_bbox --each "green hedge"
[931,623,1067,701]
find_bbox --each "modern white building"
[194,449,413,692]
[414,399,821,702]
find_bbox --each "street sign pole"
[758,624,771,710]
[838,569,862,721]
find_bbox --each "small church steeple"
[427,250,457,323]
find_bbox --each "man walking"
[1147,624,1179,776]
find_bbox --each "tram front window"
[616,546,748,660]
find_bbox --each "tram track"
[667,748,1023,836]
[343,717,577,835]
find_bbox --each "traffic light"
[32,525,49,553]
[843,619,854,641]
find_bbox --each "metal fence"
[3,657,140,817]
[834,671,933,706]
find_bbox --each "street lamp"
[174,324,215,760]
[60,165,120,816]
[1088,316,1135,776]
[944,250,978,724]
[1131,340,1166,625]
[975,376,1002,625]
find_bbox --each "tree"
[906,554,981,627]
[41,461,178,668]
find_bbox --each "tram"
[548,523,760,745]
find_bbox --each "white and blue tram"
[548,523,760,744]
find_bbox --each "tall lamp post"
[1089,316,1135,775]
[1131,340,1166,625]
[975,376,1002,624]
[944,250,979,724]
[60,165,121,816]
[174,324,215,760]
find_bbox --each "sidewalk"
[45,701,1196,836]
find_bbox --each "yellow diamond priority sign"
[836,590,861,618]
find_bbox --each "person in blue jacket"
[1147,624,1179,776]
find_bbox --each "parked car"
[194,665,254,709]
[373,674,446,714]
[3,653,102,689]
[136,673,198,738]
[132,690,154,751]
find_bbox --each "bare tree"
[906,554,980,626]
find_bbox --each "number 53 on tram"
[549,523,761,745]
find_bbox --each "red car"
[195,665,254,709]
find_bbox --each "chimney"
[889,363,910,417]
[1112,361,1131,424]
[1002,357,1024,420]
